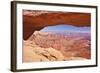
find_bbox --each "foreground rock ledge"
[23,40,87,62]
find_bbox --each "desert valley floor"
[23,30,91,62]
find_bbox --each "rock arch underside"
[23,10,91,40]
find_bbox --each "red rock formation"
[23,10,91,39]
[23,10,91,62]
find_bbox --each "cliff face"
[23,11,91,39]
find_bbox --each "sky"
[40,24,91,33]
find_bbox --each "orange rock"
[23,40,65,62]
[23,11,90,39]
[28,31,91,59]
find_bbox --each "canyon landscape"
[23,10,91,62]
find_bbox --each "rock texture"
[23,40,65,62]
[23,10,91,39]
[23,10,91,62]
[28,31,91,59]
[23,40,86,62]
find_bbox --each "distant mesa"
[29,24,91,40]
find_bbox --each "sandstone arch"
[23,11,91,40]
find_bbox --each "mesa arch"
[23,11,91,40]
